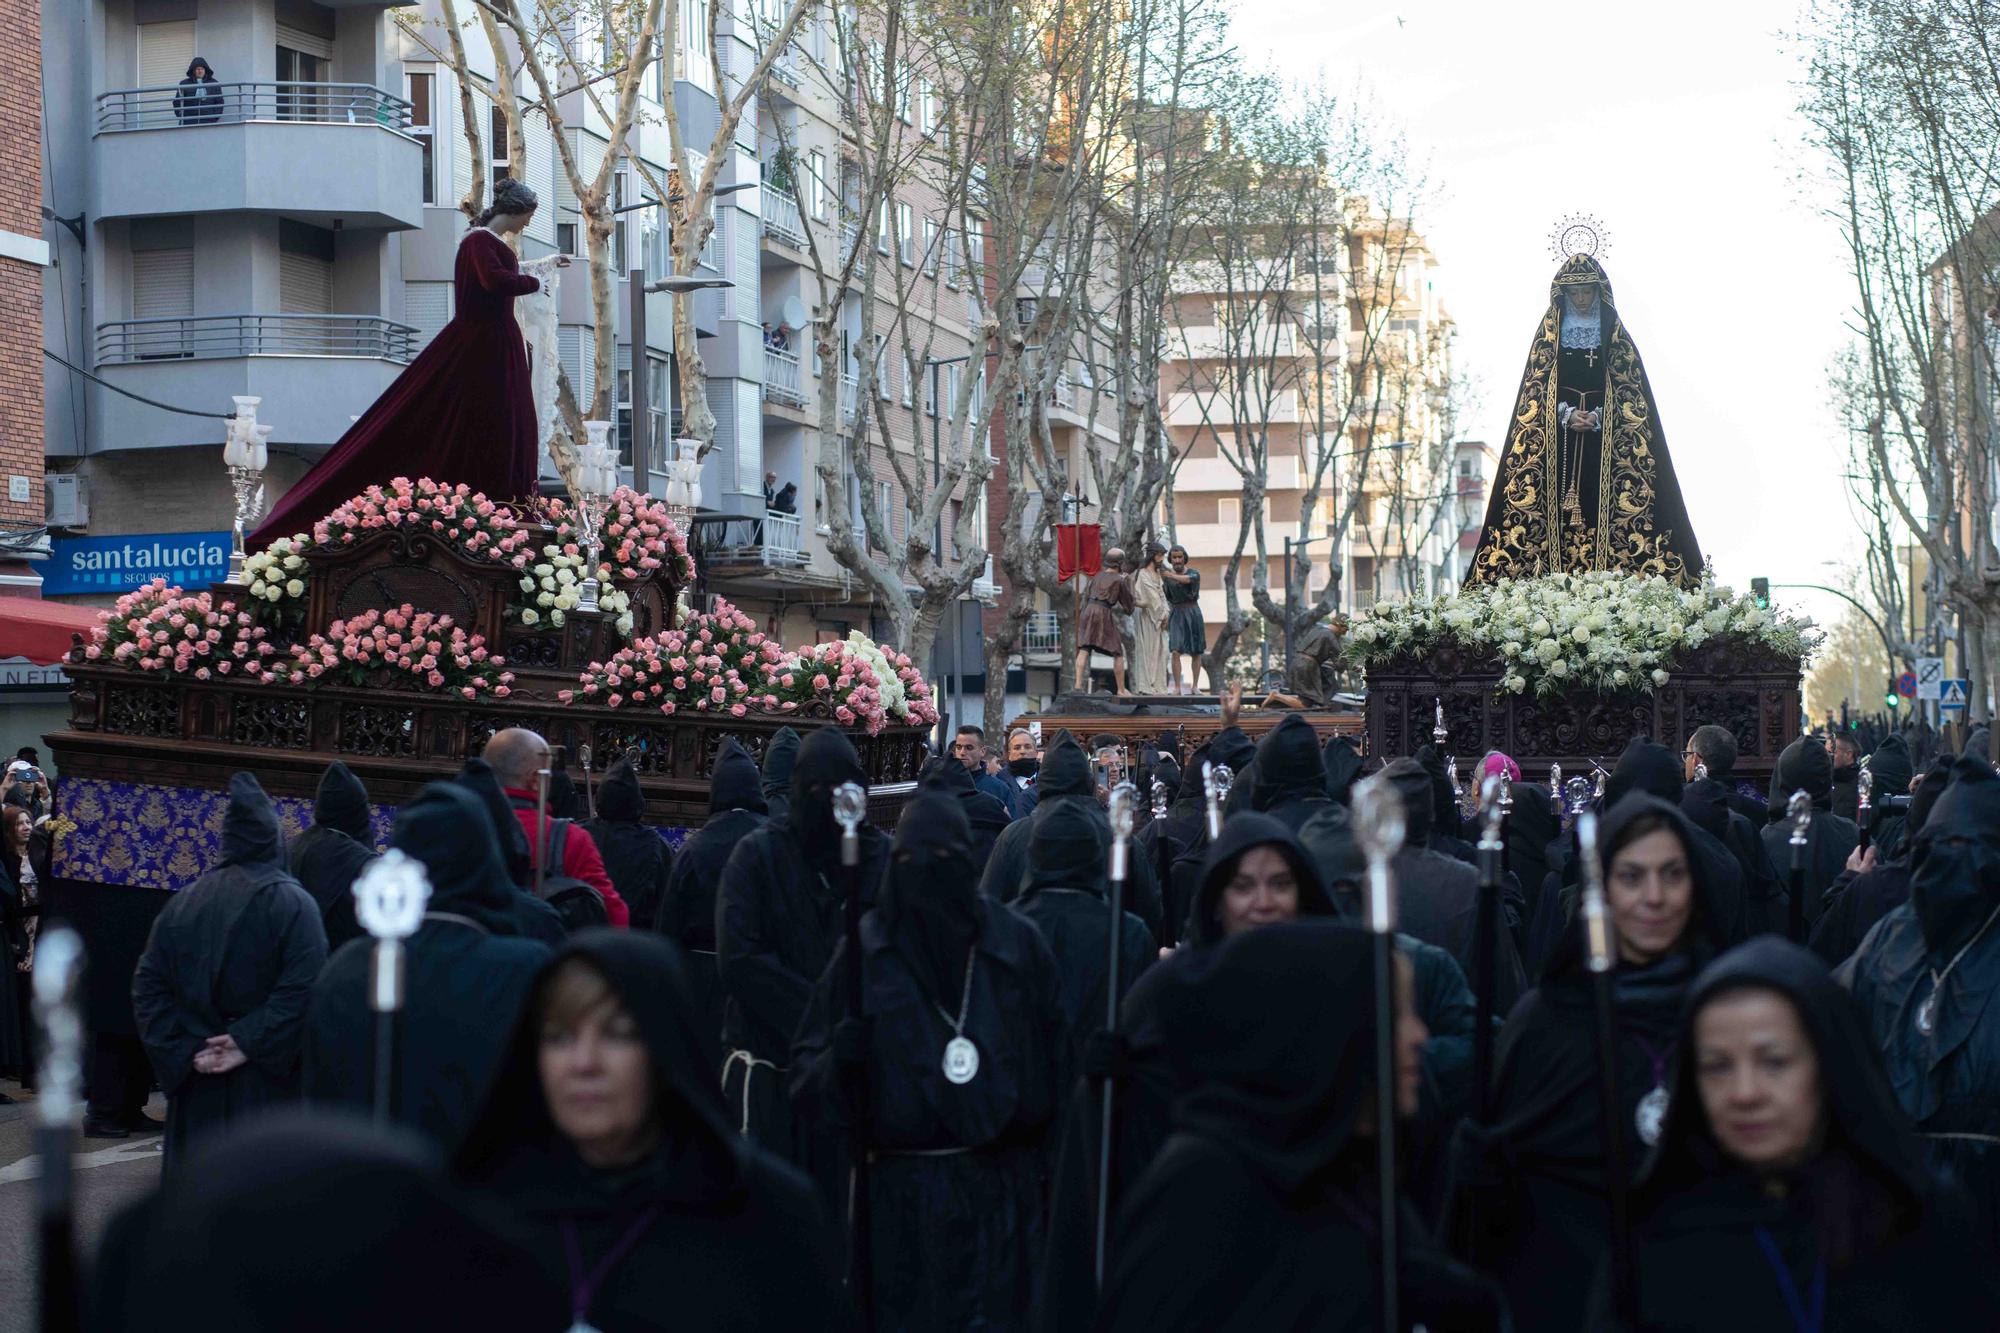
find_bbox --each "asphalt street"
[0,1077,165,1333]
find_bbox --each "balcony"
[762,346,805,409]
[839,371,859,421]
[761,190,806,252]
[93,82,423,231]
[1023,611,1060,655]
[89,314,417,454]
[689,509,836,592]
[1166,388,1299,427]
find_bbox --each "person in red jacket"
[482,728,629,927]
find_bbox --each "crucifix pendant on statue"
[1584,346,1597,369]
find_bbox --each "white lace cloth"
[516,255,564,467]
[1559,299,1603,350]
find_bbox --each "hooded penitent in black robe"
[1413,745,1477,864]
[1584,936,2000,1331]
[919,756,1013,875]
[761,725,800,824]
[132,773,329,1167]
[792,795,1065,1333]
[1247,714,1338,832]
[982,733,1163,937]
[90,1111,565,1333]
[1161,728,1258,943]
[455,758,567,946]
[304,783,551,1150]
[1858,733,1915,863]
[1096,922,1506,1333]
[1762,738,1859,929]
[1465,253,1704,588]
[1811,753,1950,969]
[1605,739,1750,943]
[580,759,672,931]
[1681,772,1787,940]
[1012,800,1153,1110]
[286,760,378,953]
[1381,758,1528,1016]
[1037,815,1338,1333]
[1505,783,1564,972]
[1445,794,1729,1333]
[1838,756,2000,1242]
[718,728,889,1161]
[457,931,850,1332]
[657,736,766,1040]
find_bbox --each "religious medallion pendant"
[1916,993,1937,1037]
[943,1036,980,1085]
[1634,1085,1669,1147]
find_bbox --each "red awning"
[0,598,102,667]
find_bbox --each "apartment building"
[0,0,44,593]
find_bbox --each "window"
[275,45,329,120]
[407,73,436,204]
[612,170,628,272]
[945,363,963,421]
[922,218,939,277]
[677,0,712,91]
[876,480,894,549]
[137,20,196,92]
[896,68,912,123]
[876,200,891,255]
[874,335,890,400]
[896,202,914,266]
[646,355,668,471]
[924,362,937,416]
[489,104,512,184]
[1218,496,1239,530]
[918,78,937,134]
[900,355,914,408]
[942,231,960,288]
[557,222,578,256]
[966,217,984,277]
[808,149,829,219]
[279,221,335,315]
[1457,456,1478,479]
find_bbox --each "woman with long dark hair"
[1593,936,1998,1328]
[251,178,570,545]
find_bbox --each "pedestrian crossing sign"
[1940,679,1970,713]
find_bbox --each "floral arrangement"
[543,488,695,589]
[563,610,937,734]
[241,534,312,608]
[1343,570,1816,697]
[271,605,513,699]
[515,545,630,635]
[80,579,278,682]
[311,477,535,565]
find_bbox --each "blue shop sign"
[44,532,231,596]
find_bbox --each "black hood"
[1964,725,1991,767]
[1024,799,1107,898]
[1605,737,1685,808]
[312,761,373,843]
[787,727,867,865]
[1636,937,1936,1219]
[1382,758,1436,847]
[760,726,800,804]
[1253,714,1327,809]
[1908,756,2000,960]
[1296,805,1366,897]
[1414,745,1461,837]
[183,57,216,81]
[1037,731,1092,798]
[1322,735,1365,803]
[1679,776,1733,839]
[458,930,743,1195]
[709,737,767,815]
[920,754,978,798]
[221,772,287,871]
[1159,921,1380,1192]
[594,758,647,823]
[1208,726,1257,777]
[879,793,981,1006]
[456,758,532,887]
[1149,754,1183,804]
[1772,737,1835,807]
[1189,813,1337,946]
[1544,793,1729,981]
[1866,734,1914,799]
[392,783,532,935]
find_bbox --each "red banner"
[1056,523,1102,583]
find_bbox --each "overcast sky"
[1232,0,1858,627]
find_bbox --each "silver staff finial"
[1787,789,1813,847]
[1479,773,1506,848]
[1352,773,1406,934]
[1577,811,1613,974]
[1433,697,1449,748]
[833,780,867,868]
[1203,762,1234,841]
[1150,774,1169,821]
[355,848,430,943]
[1109,782,1137,878]
[32,927,85,1126]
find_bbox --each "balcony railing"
[839,371,859,420]
[1023,611,1060,653]
[767,48,802,90]
[96,314,418,365]
[763,346,805,408]
[761,190,806,250]
[689,508,808,570]
[97,82,414,134]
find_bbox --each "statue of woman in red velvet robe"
[252,179,569,546]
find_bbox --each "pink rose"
[730,703,747,717]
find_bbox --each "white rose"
[1612,669,1628,686]
[520,577,537,593]
[556,567,577,586]
[1531,618,1550,637]
[284,579,305,598]
[1501,641,1520,658]
[263,584,283,602]
[1549,659,1570,677]
[551,610,566,627]
[1572,625,1590,644]
[1504,674,1526,694]
[1536,638,1560,662]
[617,614,635,636]
[521,608,540,625]
[555,592,578,611]
[537,592,555,608]
[534,563,554,577]
[283,555,303,571]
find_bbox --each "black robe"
[792,795,1065,1333]
[717,728,888,1160]
[982,734,1163,936]
[457,931,850,1332]
[919,756,1014,876]
[286,760,377,953]
[1838,756,2000,1242]
[1762,737,1860,928]
[131,773,329,1167]
[454,758,568,946]
[1682,775,1787,939]
[580,759,672,932]
[304,783,550,1150]
[90,1110,566,1332]
[1246,713,1339,833]
[760,724,800,825]
[658,737,766,1043]
[1095,922,1504,1333]
[1444,796,1729,1333]
[1595,936,2000,1330]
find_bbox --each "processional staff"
[1785,790,1813,944]
[1577,812,1637,1323]
[1203,763,1233,842]
[1150,774,1172,952]
[1094,782,1138,1287]
[354,848,431,1124]
[1473,775,1505,1123]
[1856,762,1874,855]
[34,926,84,1333]
[832,780,875,1333]
[1352,775,1405,1333]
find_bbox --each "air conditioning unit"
[45,473,87,528]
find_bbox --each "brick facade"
[0,0,43,548]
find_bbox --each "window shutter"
[276,24,334,61]
[405,281,452,348]
[279,251,333,314]
[137,21,196,89]
[131,249,193,319]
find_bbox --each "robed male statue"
[1467,251,1703,587]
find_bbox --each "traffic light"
[1751,577,1771,610]
[1885,676,1900,710]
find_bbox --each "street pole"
[630,265,649,496]
[1282,537,1294,672]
